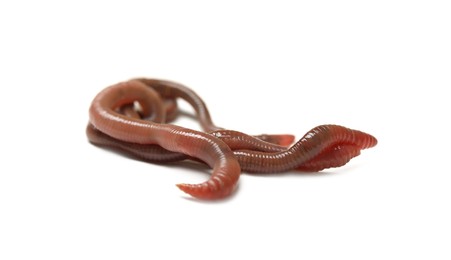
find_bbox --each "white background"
[1,1,450,259]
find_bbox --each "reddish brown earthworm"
[88,78,377,199]
[89,80,240,199]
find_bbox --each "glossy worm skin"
[134,78,220,132]
[87,124,297,163]
[134,78,296,146]
[296,144,361,172]
[87,124,375,172]
[233,124,377,173]
[89,80,240,199]
[211,129,372,172]
[117,88,295,148]
[88,78,377,199]
[103,94,367,171]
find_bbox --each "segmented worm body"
[135,78,220,132]
[134,78,296,146]
[88,78,377,200]
[89,80,240,199]
[87,124,375,172]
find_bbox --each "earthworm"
[88,78,377,199]
[89,80,240,199]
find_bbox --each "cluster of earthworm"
[87,78,377,200]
